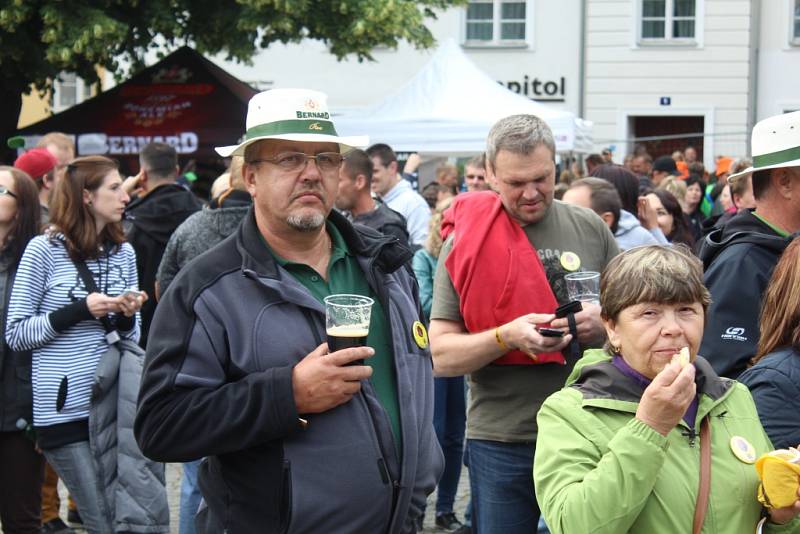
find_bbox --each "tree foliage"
[0,0,462,158]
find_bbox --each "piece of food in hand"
[670,347,691,368]
[756,447,800,508]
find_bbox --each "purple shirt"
[612,355,698,429]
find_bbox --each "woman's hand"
[501,313,572,356]
[86,292,122,319]
[116,290,148,317]
[635,361,696,436]
[768,487,800,525]
[638,196,658,230]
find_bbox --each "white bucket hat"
[728,110,800,182]
[215,88,368,157]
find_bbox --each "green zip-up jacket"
[534,349,800,534]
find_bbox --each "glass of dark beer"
[324,294,373,364]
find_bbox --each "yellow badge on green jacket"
[413,321,429,349]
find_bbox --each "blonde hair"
[600,245,710,323]
[36,132,74,153]
[228,156,245,191]
[424,197,453,259]
[436,164,457,183]
[658,176,687,204]
[754,239,800,363]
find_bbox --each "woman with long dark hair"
[5,156,164,533]
[0,166,43,533]
[646,189,695,248]
[590,164,668,250]
[683,174,707,241]
[740,239,800,450]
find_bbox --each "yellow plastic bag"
[755,448,800,509]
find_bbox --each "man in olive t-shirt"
[429,114,619,534]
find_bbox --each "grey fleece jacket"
[156,205,250,294]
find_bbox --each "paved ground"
[57,462,472,533]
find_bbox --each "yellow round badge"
[560,252,581,272]
[730,436,757,464]
[412,321,429,349]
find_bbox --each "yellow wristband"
[495,326,508,351]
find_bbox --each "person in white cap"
[134,89,443,534]
[698,110,800,379]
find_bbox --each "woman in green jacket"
[533,245,800,533]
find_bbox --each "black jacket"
[697,210,795,378]
[134,209,442,534]
[0,261,34,433]
[739,346,800,450]
[125,183,202,347]
[351,201,411,249]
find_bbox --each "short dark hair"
[586,154,604,166]
[684,174,706,192]
[571,177,622,233]
[590,164,640,216]
[751,168,771,200]
[421,182,439,209]
[366,143,397,167]
[140,142,178,180]
[343,149,373,186]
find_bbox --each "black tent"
[16,47,257,190]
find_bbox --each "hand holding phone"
[537,327,565,338]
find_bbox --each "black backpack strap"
[72,259,120,343]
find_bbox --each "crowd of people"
[0,87,799,534]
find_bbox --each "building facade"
[211,0,584,117]
[585,0,798,168]
[20,1,798,166]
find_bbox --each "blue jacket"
[614,210,668,251]
[135,208,443,534]
[739,346,800,450]
[411,249,436,321]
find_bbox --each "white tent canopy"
[336,39,593,155]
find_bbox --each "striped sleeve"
[119,243,141,342]
[6,237,60,351]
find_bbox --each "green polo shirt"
[262,223,401,454]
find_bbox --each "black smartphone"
[537,327,565,338]
[555,300,583,319]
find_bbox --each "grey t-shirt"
[431,200,619,442]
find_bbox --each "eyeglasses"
[249,152,344,174]
[0,185,17,199]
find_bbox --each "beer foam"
[326,325,369,337]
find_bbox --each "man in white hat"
[699,110,800,379]
[134,89,443,533]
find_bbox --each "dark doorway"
[631,115,704,161]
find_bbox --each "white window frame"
[791,0,800,46]
[52,72,94,113]
[462,0,535,49]
[634,0,704,48]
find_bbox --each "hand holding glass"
[324,294,373,365]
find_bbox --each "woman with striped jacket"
[6,156,146,534]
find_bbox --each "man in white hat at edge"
[698,110,800,379]
[134,89,443,534]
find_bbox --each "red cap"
[14,148,58,180]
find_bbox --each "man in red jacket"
[429,114,619,533]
